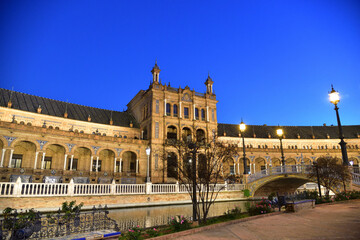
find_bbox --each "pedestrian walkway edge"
[150,211,284,240]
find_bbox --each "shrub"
[247,198,273,216]
[223,206,242,219]
[170,215,191,232]
[120,226,143,240]
[243,189,250,197]
[145,228,160,238]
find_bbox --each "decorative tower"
[151,61,161,83]
[205,73,214,94]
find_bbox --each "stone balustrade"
[0,178,244,198]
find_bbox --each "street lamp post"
[188,142,198,222]
[276,128,285,170]
[146,146,151,182]
[329,85,349,166]
[239,121,247,175]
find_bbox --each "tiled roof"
[218,123,360,139]
[0,88,139,128]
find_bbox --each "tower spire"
[151,60,161,83]
[205,73,214,94]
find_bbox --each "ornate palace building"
[1,63,359,184]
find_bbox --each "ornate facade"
[0,63,359,184]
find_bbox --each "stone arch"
[196,129,206,143]
[43,142,68,153]
[72,147,92,171]
[43,144,66,170]
[255,157,266,172]
[271,158,281,167]
[286,158,296,165]
[302,158,312,165]
[122,151,137,173]
[72,145,95,156]
[198,153,207,177]
[10,138,39,150]
[182,127,192,142]
[167,152,178,180]
[167,125,177,140]
[224,157,235,176]
[0,136,7,148]
[239,157,251,174]
[97,149,116,173]
[11,141,37,168]
[251,175,316,197]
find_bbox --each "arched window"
[201,109,205,121]
[195,108,199,120]
[196,129,206,143]
[173,104,178,117]
[166,103,171,116]
[167,152,178,179]
[167,126,177,140]
[182,127,192,142]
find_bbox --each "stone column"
[164,99,167,116]
[34,151,39,169]
[8,149,14,168]
[0,149,6,167]
[119,158,122,173]
[206,106,209,122]
[253,163,256,174]
[237,163,240,176]
[63,154,68,170]
[193,104,196,120]
[114,157,117,173]
[233,163,236,175]
[70,155,74,170]
[179,102,182,118]
[95,156,99,172]
[41,152,45,169]
[90,156,94,172]
[136,159,139,173]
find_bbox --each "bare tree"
[163,135,237,224]
[308,156,351,196]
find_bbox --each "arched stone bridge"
[246,165,360,197]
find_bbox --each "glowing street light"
[328,85,349,166]
[276,128,285,167]
[239,120,247,175]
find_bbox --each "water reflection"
[108,200,250,231]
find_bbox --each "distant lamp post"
[239,121,247,175]
[313,160,322,198]
[188,142,198,222]
[276,128,285,168]
[329,85,349,166]
[146,146,151,182]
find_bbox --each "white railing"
[0,178,244,197]
[247,165,312,183]
[115,184,146,194]
[0,182,14,196]
[21,183,69,196]
[352,173,360,186]
[74,184,111,196]
[152,184,177,194]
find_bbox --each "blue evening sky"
[1,0,359,126]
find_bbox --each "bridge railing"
[352,173,360,186]
[247,165,312,183]
[0,178,244,197]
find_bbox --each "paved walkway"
[177,200,360,240]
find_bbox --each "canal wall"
[0,191,245,212]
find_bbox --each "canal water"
[108,200,251,231]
